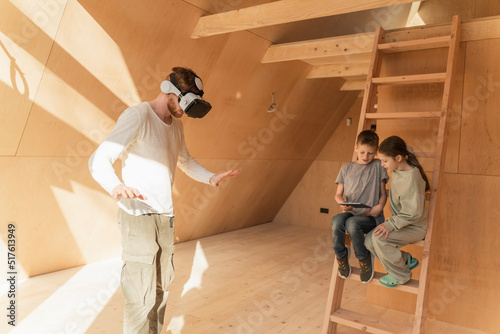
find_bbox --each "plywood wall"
[274,97,363,229]
[418,0,500,25]
[275,13,500,334]
[0,0,357,279]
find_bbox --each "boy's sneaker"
[359,253,374,283]
[337,246,351,279]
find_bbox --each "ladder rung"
[372,73,447,86]
[378,35,451,53]
[349,268,419,294]
[365,111,443,120]
[411,240,425,247]
[330,308,413,334]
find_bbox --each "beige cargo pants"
[364,224,426,284]
[118,209,175,334]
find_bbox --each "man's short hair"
[170,67,202,95]
[356,130,379,147]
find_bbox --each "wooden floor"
[1,222,489,334]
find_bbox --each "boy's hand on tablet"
[340,204,353,211]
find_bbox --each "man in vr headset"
[89,66,239,334]
[160,69,212,118]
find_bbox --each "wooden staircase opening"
[322,15,461,334]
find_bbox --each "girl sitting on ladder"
[365,136,430,288]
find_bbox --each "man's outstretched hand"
[209,169,240,187]
[112,184,147,200]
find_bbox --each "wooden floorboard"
[1,222,487,334]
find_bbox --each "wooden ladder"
[322,15,461,334]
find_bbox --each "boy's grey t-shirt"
[336,159,389,225]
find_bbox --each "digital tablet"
[338,202,372,209]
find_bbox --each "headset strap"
[169,73,204,97]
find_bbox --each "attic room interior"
[1,0,500,333]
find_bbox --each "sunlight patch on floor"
[10,258,121,334]
[181,240,209,298]
[166,315,185,334]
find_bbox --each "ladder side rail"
[352,26,387,161]
[413,15,461,334]
[324,25,387,334]
[322,262,346,334]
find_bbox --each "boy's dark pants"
[331,212,377,260]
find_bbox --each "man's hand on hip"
[112,184,147,200]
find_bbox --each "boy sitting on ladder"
[331,130,389,283]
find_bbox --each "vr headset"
[160,73,212,118]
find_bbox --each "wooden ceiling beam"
[341,79,367,91]
[307,63,369,79]
[262,33,374,63]
[302,53,373,66]
[192,0,423,39]
[262,15,500,64]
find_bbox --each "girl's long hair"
[378,136,431,191]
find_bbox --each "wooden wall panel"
[418,0,477,24]
[17,0,229,157]
[445,42,467,174]
[185,69,353,160]
[375,49,446,175]
[428,173,500,333]
[173,159,312,241]
[273,160,343,230]
[274,98,363,229]
[0,157,119,278]
[475,2,500,18]
[316,98,363,162]
[0,1,67,155]
[376,45,466,174]
[182,30,312,159]
[459,38,500,176]
[303,91,360,160]
[79,0,228,87]
[418,0,500,26]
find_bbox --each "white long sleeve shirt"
[89,102,214,216]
